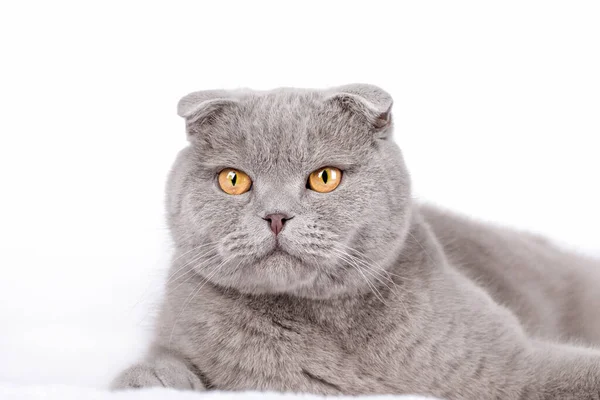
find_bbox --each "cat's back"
[419,203,600,345]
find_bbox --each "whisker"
[166,250,219,286]
[333,249,395,291]
[333,247,396,283]
[407,232,438,267]
[165,243,219,285]
[168,256,233,346]
[333,247,411,315]
[335,242,419,282]
[339,252,396,286]
[171,241,218,264]
[332,251,387,304]
[129,242,218,312]
[167,253,221,293]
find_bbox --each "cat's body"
[425,205,600,346]
[113,85,600,399]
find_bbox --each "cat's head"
[166,84,412,299]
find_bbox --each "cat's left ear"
[325,83,393,138]
[177,90,240,143]
[177,90,238,122]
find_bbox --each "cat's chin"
[203,247,324,296]
[262,246,309,264]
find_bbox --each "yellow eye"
[308,167,342,193]
[218,168,252,195]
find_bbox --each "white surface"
[0,384,438,400]
[0,0,599,396]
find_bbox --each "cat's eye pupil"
[227,171,237,186]
[321,169,329,184]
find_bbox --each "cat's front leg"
[111,347,206,391]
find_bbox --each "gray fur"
[113,84,600,399]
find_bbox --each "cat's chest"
[184,294,401,394]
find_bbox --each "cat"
[112,84,600,399]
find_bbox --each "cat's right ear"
[177,90,239,139]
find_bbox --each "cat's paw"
[111,361,205,391]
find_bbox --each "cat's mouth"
[265,246,291,258]
[263,246,306,265]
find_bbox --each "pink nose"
[263,213,292,235]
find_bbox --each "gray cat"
[112,84,600,399]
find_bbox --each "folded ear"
[325,83,393,136]
[177,90,239,138]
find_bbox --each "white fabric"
[0,384,439,400]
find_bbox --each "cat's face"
[166,85,412,299]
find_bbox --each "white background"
[0,0,599,390]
